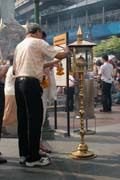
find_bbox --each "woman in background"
[2,55,17,134]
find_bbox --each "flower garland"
[56,62,64,75]
[41,75,49,89]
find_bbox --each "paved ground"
[0,104,120,180]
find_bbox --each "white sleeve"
[39,40,58,59]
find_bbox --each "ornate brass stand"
[69,26,96,159]
[71,56,96,159]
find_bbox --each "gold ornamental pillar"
[69,26,96,159]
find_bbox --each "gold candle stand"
[71,56,96,159]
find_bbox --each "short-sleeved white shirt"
[99,62,113,83]
[13,37,58,82]
[4,66,15,95]
[69,75,74,87]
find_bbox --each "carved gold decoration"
[69,26,96,159]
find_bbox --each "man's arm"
[43,59,60,68]
[0,65,8,78]
[43,46,69,68]
[54,46,69,60]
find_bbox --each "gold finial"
[0,18,2,25]
[22,21,29,32]
[77,25,83,44]
[0,18,6,31]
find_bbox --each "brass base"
[70,143,96,159]
[71,150,96,160]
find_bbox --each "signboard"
[53,33,68,86]
[53,33,68,46]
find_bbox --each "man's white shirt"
[99,62,113,83]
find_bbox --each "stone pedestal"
[84,79,95,119]
[0,19,25,59]
[74,78,95,119]
[0,0,25,58]
[0,0,15,24]
[42,111,54,140]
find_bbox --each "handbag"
[48,69,57,100]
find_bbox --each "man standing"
[99,54,113,112]
[65,74,75,112]
[13,23,69,167]
[0,63,8,164]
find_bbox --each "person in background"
[99,54,113,112]
[64,74,75,112]
[116,61,120,84]
[112,80,120,104]
[108,59,116,93]
[2,55,17,135]
[40,31,53,153]
[0,60,8,164]
[13,23,69,167]
[95,59,103,75]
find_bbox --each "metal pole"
[66,33,70,137]
[102,0,105,24]
[57,15,60,32]
[54,100,57,129]
[34,0,40,24]
[66,56,70,137]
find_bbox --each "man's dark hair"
[7,54,13,65]
[42,31,47,40]
[102,54,108,61]
[96,59,103,66]
[26,23,41,34]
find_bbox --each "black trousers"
[65,86,74,111]
[101,81,112,111]
[0,83,5,138]
[15,77,43,161]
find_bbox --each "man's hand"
[63,46,69,54]
[56,45,69,54]
[0,65,8,78]
[55,46,69,60]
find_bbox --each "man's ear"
[36,31,42,38]
[39,33,43,39]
